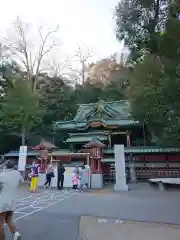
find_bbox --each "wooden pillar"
[87,154,90,166]
[108,134,111,148]
[98,158,102,172]
[40,159,43,173]
[92,159,96,173]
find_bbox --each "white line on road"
[14,212,27,215]
[29,206,41,209]
[15,192,77,221]
[15,191,68,211]
[50,194,55,199]
[16,200,37,211]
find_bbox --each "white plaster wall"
[38,164,91,188]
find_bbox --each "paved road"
[4,185,180,239]
[5,189,79,240]
[79,216,180,240]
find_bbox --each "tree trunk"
[21,127,26,146]
[82,61,85,84]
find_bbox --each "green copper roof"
[50,149,73,156]
[69,131,108,136]
[127,147,180,153]
[54,119,139,130]
[4,150,40,157]
[53,100,140,130]
[101,158,114,163]
[104,146,180,154]
[74,100,132,121]
[66,135,108,143]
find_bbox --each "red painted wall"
[145,155,166,161]
[54,156,71,162]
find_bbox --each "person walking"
[0,160,23,240]
[79,165,88,192]
[44,163,54,188]
[57,162,65,190]
[30,160,40,193]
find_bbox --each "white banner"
[18,146,27,171]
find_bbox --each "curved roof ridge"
[77,100,129,106]
[53,120,76,124]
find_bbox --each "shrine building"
[53,100,180,183]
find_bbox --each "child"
[72,167,79,190]
[72,174,79,190]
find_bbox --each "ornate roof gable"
[53,100,139,131]
[73,100,132,122]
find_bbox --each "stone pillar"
[126,133,131,146]
[129,155,137,182]
[114,145,128,191]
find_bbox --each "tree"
[126,1,180,145]
[47,58,70,79]
[103,81,126,101]
[0,78,43,145]
[74,80,126,104]
[115,0,169,60]
[7,17,60,91]
[37,74,77,146]
[73,45,91,84]
[127,55,180,145]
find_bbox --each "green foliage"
[127,55,180,145]
[115,0,168,60]
[37,76,77,147]
[0,78,43,144]
[126,0,180,145]
[74,81,125,104]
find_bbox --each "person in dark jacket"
[57,162,65,190]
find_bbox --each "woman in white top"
[0,160,22,240]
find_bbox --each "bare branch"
[73,45,92,84]
[47,57,70,77]
[6,17,60,91]
[74,45,91,63]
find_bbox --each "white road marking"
[97,219,108,223]
[16,201,37,211]
[16,194,34,201]
[15,192,77,221]
[114,220,123,224]
[16,195,56,211]
[30,206,41,209]
[14,212,27,215]
[50,194,55,199]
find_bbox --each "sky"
[0,0,121,62]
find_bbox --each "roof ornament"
[97,100,105,113]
